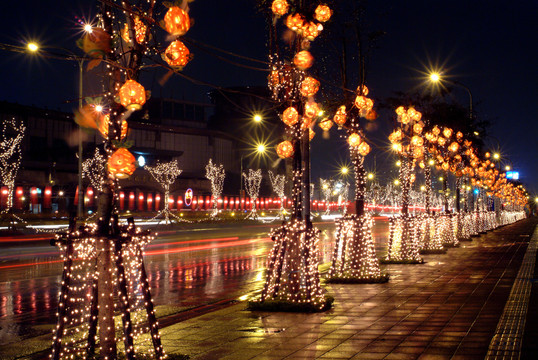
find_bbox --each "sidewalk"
[155,217,538,360]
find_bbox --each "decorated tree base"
[438,214,459,248]
[259,219,328,312]
[385,215,423,264]
[328,214,387,283]
[248,295,334,313]
[418,214,445,254]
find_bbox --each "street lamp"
[493,152,500,160]
[27,42,39,52]
[341,166,349,175]
[428,72,473,120]
[253,114,262,123]
[367,173,374,180]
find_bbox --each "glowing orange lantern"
[293,50,314,70]
[348,133,362,147]
[388,129,402,143]
[357,85,369,96]
[271,0,289,16]
[276,140,294,158]
[358,141,370,156]
[282,106,299,126]
[119,80,146,111]
[303,22,320,40]
[314,4,333,22]
[300,77,320,97]
[456,131,463,139]
[408,107,422,121]
[413,123,423,134]
[441,162,450,171]
[437,137,447,147]
[395,106,406,116]
[164,6,191,36]
[164,40,191,68]
[411,135,423,147]
[443,127,453,138]
[354,95,373,110]
[365,109,377,121]
[121,17,147,44]
[304,101,319,119]
[448,142,459,152]
[309,128,315,141]
[108,148,136,179]
[318,118,333,131]
[285,13,305,32]
[333,105,347,126]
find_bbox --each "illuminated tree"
[255,0,333,311]
[243,168,262,219]
[320,178,332,214]
[205,159,225,217]
[82,148,107,192]
[51,1,195,359]
[268,170,286,218]
[145,160,184,224]
[0,118,25,224]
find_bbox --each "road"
[0,218,389,344]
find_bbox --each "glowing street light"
[27,42,39,52]
[394,179,400,186]
[493,152,500,160]
[341,166,349,175]
[253,114,262,123]
[429,72,440,82]
[83,24,93,33]
[256,143,266,154]
[505,165,511,171]
[367,173,374,180]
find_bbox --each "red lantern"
[121,17,147,44]
[164,6,191,36]
[293,50,314,70]
[314,4,333,22]
[300,77,320,97]
[318,118,333,131]
[282,107,299,126]
[164,40,191,68]
[119,80,146,111]
[108,148,136,179]
[333,105,347,126]
[276,140,294,158]
[271,0,289,16]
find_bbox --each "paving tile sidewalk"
[158,217,538,360]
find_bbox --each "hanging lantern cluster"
[108,148,136,179]
[162,6,192,70]
[119,79,147,111]
[276,140,294,159]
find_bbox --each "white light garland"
[268,170,286,218]
[242,169,262,219]
[145,160,185,224]
[82,148,107,192]
[205,159,225,217]
[0,118,25,213]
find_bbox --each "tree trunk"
[353,151,366,216]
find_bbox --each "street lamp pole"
[77,59,84,219]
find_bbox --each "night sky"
[0,1,536,195]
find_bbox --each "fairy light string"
[205,159,225,217]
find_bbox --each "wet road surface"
[0,218,389,344]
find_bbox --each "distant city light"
[506,171,519,180]
[137,155,146,167]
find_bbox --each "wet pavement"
[0,219,389,346]
[151,217,537,360]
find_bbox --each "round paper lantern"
[411,135,423,147]
[357,85,369,96]
[432,126,441,135]
[121,17,147,44]
[448,142,459,152]
[271,0,289,16]
[303,22,320,40]
[358,141,371,156]
[413,123,423,134]
[108,148,136,179]
[164,40,191,67]
[388,129,402,143]
[300,77,320,97]
[304,101,319,119]
[164,6,191,36]
[282,106,299,126]
[407,107,422,122]
[348,133,362,147]
[285,13,305,32]
[437,137,447,147]
[333,105,347,126]
[354,95,373,111]
[293,50,314,70]
[276,140,294,158]
[318,118,333,131]
[443,127,453,138]
[119,80,146,111]
[314,4,333,22]
[365,109,377,121]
